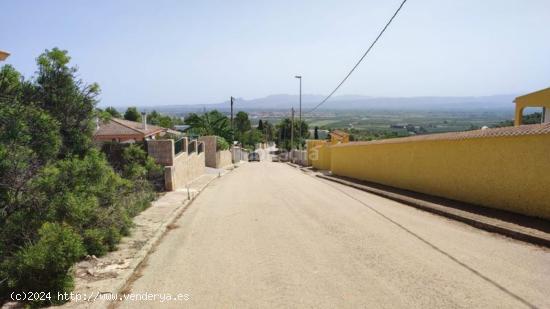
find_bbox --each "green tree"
[242,129,262,150]
[105,106,121,118]
[35,48,100,157]
[2,222,85,306]
[0,65,61,220]
[235,111,251,137]
[258,119,264,131]
[264,120,275,142]
[275,118,309,151]
[184,110,231,140]
[0,50,158,306]
[147,110,184,129]
[124,107,142,122]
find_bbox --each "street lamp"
[294,75,302,148]
[0,50,10,61]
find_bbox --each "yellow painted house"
[514,87,550,125]
[329,130,350,144]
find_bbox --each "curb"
[112,172,226,298]
[61,171,230,309]
[316,174,550,248]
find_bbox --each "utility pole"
[230,96,234,142]
[294,75,302,149]
[290,107,294,161]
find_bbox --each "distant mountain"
[141,94,518,114]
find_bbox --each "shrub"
[216,136,230,151]
[82,229,108,256]
[2,223,85,306]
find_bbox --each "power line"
[307,0,408,114]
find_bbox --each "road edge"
[314,173,550,248]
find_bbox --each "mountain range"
[138,94,518,114]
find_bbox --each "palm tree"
[184,110,232,140]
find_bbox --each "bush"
[0,50,161,307]
[1,223,85,306]
[82,229,108,256]
[216,136,230,151]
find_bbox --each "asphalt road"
[117,159,549,308]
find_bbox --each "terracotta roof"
[333,123,550,147]
[94,118,166,137]
[330,130,350,137]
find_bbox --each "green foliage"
[275,118,309,150]
[493,112,542,128]
[216,136,230,151]
[1,223,85,306]
[35,48,100,157]
[122,144,164,190]
[263,120,275,142]
[184,110,232,140]
[124,107,141,122]
[234,111,251,140]
[147,110,183,129]
[82,228,108,256]
[258,119,264,131]
[105,106,121,118]
[242,130,262,150]
[0,50,158,306]
[0,80,61,220]
[0,64,22,95]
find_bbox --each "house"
[329,130,350,144]
[93,117,167,143]
[514,87,550,125]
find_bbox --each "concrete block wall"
[199,136,217,167]
[148,138,206,191]
[164,151,205,191]
[231,146,249,163]
[291,150,308,166]
[147,139,174,166]
[216,150,233,168]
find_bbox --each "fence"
[188,140,196,154]
[174,137,186,155]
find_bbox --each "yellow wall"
[306,140,327,166]
[514,87,550,125]
[311,143,332,170]
[330,134,550,220]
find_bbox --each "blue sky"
[2,0,549,107]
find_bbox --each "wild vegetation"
[183,110,277,151]
[0,49,159,306]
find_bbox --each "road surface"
[117,159,549,308]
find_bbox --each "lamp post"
[230,96,235,142]
[0,50,10,61]
[294,75,302,148]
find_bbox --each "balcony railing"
[174,137,186,156]
[197,141,204,154]
[188,140,196,154]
